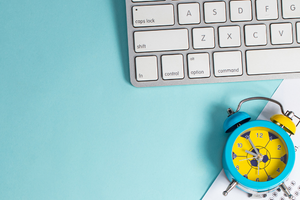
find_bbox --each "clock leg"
[248,193,267,198]
[223,180,238,196]
[280,182,293,199]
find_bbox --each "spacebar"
[246,48,300,75]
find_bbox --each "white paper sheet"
[203,79,300,200]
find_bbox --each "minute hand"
[248,137,259,155]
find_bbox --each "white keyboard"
[125,0,300,87]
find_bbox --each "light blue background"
[0,0,281,199]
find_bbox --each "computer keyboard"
[125,0,300,87]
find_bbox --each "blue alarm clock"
[222,97,299,199]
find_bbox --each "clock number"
[277,168,280,173]
[256,133,263,138]
[256,178,259,182]
[277,145,281,150]
[236,165,239,170]
[237,143,243,148]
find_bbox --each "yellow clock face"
[232,127,288,182]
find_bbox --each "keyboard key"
[214,51,242,77]
[297,22,300,43]
[135,56,158,81]
[162,54,184,80]
[282,0,300,18]
[230,0,252,22]
[270,23,293,44]
[256,0,278,20]
[204,1,226,23]
[218,26,241,48]
[246,48,300,74]
[187,53,210,78]
[132,5,174,27]
[245,24,267,46]
[134,29,189,52]
[193,27,215,49]
[132,0,165,2]
[178,3,200,25]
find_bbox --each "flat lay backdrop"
[0,0,282,199]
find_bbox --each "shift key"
[134,29,189,52]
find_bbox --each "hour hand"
[246,150,257,157]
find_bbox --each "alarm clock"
[222,97,299,199]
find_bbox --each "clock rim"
[223,120,295,192]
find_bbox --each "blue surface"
[0,0,282,199]
[223,121,295,192]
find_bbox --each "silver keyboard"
[125,0,300,87]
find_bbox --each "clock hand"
[257,160,260,175]
[240,150,259,162]
[239,157,255,161]
[248,137,260,155]
[245,150,257,157]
